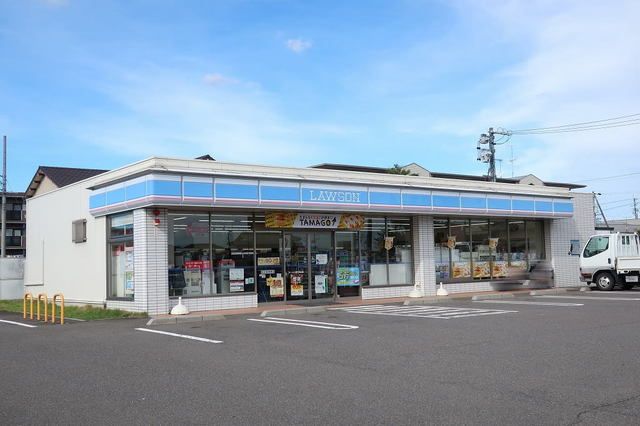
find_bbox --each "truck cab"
[579,232,640,290]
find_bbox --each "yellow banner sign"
[265,212,364,230]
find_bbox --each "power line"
[600,198,636,206]
[510,113,640,132]
[510,120,640,135]
[575,171,640,183]
[602,202,634,212]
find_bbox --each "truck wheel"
[594,272,615,291]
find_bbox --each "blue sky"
[1,0,639,218]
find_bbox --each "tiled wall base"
[444,281,531,294]
[362,285,414,300]
[106,299,146,312]
[445,281,494,294]
[169,294,257,312]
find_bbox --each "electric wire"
[510,120,640,135]
[575,172,640,183]
[509,113,640,133]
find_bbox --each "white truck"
[579,232,640,290]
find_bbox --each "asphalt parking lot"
[2,290,640,425]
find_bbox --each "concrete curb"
[404,295,467,305]
[471,293,516,301]
[260,306,327,317]
[146,313,226,326]
[529,287,586,296]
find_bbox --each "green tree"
[387,164,417,176]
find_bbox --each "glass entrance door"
[284,232,334,302]
[310,233,334,300]
[285,232,309,301]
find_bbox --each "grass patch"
[0,299,147,321]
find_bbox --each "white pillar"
[412,215,436,296]
[133,208,169,315]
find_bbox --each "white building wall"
[550,192,595,287]
[24,182,107,304]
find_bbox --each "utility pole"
[477,127,511,182]
[487,127,496,181]
[1,135,6,258]
[593,192,610,229]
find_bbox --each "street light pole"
[1,135,6,258]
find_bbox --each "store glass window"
[211,214,255,294]
[108,213,134,299]
[387,218,413,285]
[489,219,509,278]
[509,221,527,271]
[470,219,490,279]
[256,231,284,302]
[359,217,388,286]
[526,221,545,264]
[434,219,450,281]
[110,212,134,238]
[434,217,546,282]
[450,219,471,279]
[168,213,211,297]
[336,231,360,296]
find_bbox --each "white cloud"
[62,64,352,166]
[203,73,238,85]
[429,0,640,217]
[41,0,69,6]
[286,38,312,53]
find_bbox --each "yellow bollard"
[23,293,34,320]
[51,294,65,325]
[36,293,48,323]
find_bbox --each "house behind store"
[23,157,595,314]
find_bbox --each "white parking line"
[247,317,359,330]
[474,300,584,307]
[332,305,517,320]
[535,295,640,301]
[135,328,223,343]
[0,319,38,328]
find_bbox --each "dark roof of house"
[310,163,390,174]
[309,163,585,189]
[2,191,25,198]
[195,154,216,161]
[26,166,108,198]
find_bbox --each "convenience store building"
[24,157,595,314]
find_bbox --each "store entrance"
[284,232,335,302]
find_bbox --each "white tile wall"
[445,281,494,294]
[550,193,595,287]
[169,294,257,311]
[362,285,414,300]
[113,208,170,315]
[413,216,437,296]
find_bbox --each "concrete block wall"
[0,258,24,300]
[549,192,595,287]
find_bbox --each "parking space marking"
[535,295,640,301]
[474,300,584,307]
[247,317,359,330]
[134,328,223,343]
[330,305,516,320]
[0,319,38,328]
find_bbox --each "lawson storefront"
[25,157,592,315]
